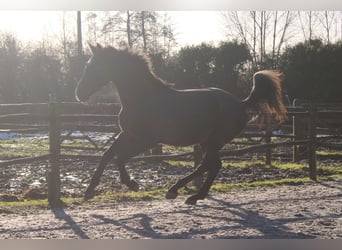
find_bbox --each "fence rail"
[0,101,341,207]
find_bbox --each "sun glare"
[168,11,224,46]
[0,11,58,42]
[0,11,224,47]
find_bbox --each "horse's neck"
[115,74,169,108]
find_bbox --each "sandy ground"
[0,180,341,239]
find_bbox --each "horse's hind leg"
[165,149,221,205]
[185,152,221,205]
[165,150,211,200]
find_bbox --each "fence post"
[308,102,317,181]
[193,144,203,189]
[293,99,308,162]
[265,113,272,165]
[47,101,62,207]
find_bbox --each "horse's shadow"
[50,181,341,239]
[89,196,321,239]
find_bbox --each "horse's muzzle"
[75,83,89,102]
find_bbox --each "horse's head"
[75,43,114,102]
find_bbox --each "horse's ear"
[88,43,97,54]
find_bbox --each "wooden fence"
[0,101,341,207]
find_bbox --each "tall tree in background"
[0,33,21,103]
[86,11,177,59]
[316,11,337,44]
[280,39,342,101]
[167,42,251,97]
[85,12,99,45]
[213,41,251,97]
[297,11,317,41]
[171,43,217,89]
[222,11,295,69]
[19,47,62,102]
[55,12,84,101]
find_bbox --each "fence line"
[0,102,341,207]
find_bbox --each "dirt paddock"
[0,180,341,239]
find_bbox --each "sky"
[0,11,225,47]
[168,11,224,46]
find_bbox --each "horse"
[75,43,287,205]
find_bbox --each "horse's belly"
[157,120,213,146]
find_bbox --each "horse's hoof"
[185,197,197,205]
[165,191,178,200]
[128,180,139,192]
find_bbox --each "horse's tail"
[243,70,287,124]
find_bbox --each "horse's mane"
[104,46,173,88]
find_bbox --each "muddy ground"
[0,141,341,239]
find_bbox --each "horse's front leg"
[84,132,125,200]
[113,135,154,192]
[84,132,151,200]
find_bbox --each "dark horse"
[75,44,286,205]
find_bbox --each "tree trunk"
[126,11,133,48]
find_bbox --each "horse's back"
[156,87,247,147]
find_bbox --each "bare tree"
[297,11,317,41]
[85,12,99,45]
[316,11,337,44]
[97,11,176,57]
[0,33,21,102]
[296,11,342,44]
[55,12,78,72]
[124,11,132,47]
[222,11,295,69]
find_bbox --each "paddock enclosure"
[0,101,341,207]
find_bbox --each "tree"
[19,47,62,102]
[297,11,318,41]
[54,12,85,101]
[170,43,217,89]
[0,33,22,103]
[166,42,251,97]
[296,11,342,44]
[213,41,251,97]
[280,39,342,101]
[222,11,295,69]
[316,11,338,44]
[97,11,177,58]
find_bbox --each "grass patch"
[316,151,342,156]
[0,138,49,158]
[164,160,192,167]
[162,145,193,153]
[222,160,265,168]
[272,162,306,170]
[0,198,50,213]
